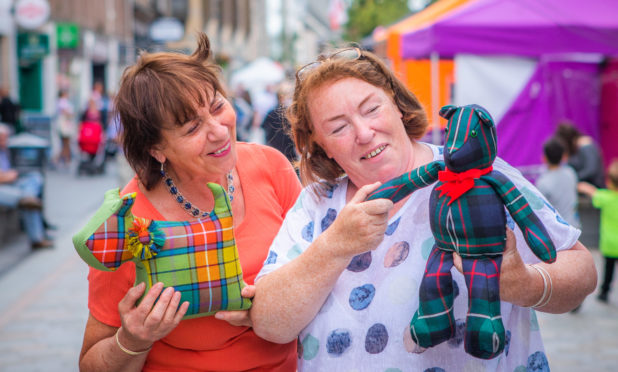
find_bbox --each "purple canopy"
[402,0,618,59]
[496,60,601,170]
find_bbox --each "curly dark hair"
[555,121,581,157]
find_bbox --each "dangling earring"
[160,161,165,176]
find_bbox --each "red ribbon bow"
[436,166,493,205]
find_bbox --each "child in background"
[536,137,580,227]
[578,159,618,302]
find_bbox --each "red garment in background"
[78,121,102,155]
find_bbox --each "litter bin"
[7,132,50,174]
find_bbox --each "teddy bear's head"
[439,104,497,173]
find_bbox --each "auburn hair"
[115,33,225,189]
[288,48,428,195]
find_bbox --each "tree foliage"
[344,0,412,42]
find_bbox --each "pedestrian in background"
[578,159,618,303]
[261,84,297,163]
[82,97,102,124]
[0,85,20,132]
[231,85,254,142]
[556,121,605,188]
[90,81,108,127]
[55,89,76,167]
[536,137,580,227]
[0,123,52,249]
[250,84,277,143]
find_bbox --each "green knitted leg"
[410,247,456,350]
[462,256,505,359]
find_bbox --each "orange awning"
[370,0,476,133]
[373,0,474,62]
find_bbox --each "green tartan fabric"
[431,178,507,256]
[484,172,557,262]
[410,247,456,348]
[368,104,556,359]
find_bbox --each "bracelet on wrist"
[528,264,553,308]
[115,328,152,356]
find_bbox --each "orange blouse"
[88,143,301,371]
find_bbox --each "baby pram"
[77,121,105,175]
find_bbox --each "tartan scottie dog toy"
[368,104,556,359]
[73,183,251,320]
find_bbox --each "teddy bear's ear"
[471,105,495,127]
[439,105,458,120]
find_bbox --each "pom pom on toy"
[127,218,164,260]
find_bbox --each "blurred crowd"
[231,80,297,163]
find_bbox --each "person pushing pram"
[76,98,105,175]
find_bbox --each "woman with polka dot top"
[249,47,597,371]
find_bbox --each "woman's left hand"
[214,285,255,327]
[453,228,537,306]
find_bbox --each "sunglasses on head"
[295,47,362,82]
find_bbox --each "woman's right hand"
[116,282,189,352]
[321,182,394,260]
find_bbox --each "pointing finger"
[360,198,393,216]
[350,182,383,204]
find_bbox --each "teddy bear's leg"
[461,255,505,359]
[409,246,456,351]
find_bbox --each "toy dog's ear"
[439,105,458,120]
[73,189,137,271]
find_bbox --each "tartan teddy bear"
[367,104,556,359]
[72,183,251,320]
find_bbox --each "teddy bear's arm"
[483,172,556,263]
[367,161,444,203]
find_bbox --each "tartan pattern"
[86,194,136,268]
[461,255,504,359]
[484,171,557,263]
[367,162,442,202]
[441,104,496,173]
[76,183,250,319]
[430,179,507,256]
[369,104,556,359]
[410,246,456,348]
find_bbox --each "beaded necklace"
[161,167,235,219]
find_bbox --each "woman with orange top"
[78,33,300,371]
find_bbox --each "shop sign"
[17,32,49,61]
[14,0,50,30]
[56,22,79,49]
